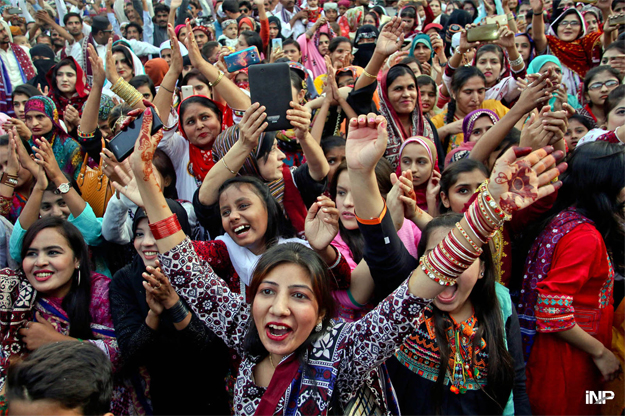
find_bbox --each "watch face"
[56,183,71,195]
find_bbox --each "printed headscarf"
[461,109,499,140]
[24,96,69,141]
[378,64,434,169]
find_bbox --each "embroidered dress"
[518,208,614,415]
[159,238,429,415]
[0,269,140,414]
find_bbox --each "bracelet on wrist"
[0,172,18,188]
[149,214,183,240]
[167,299,190,323]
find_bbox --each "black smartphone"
[108,111,163,162]
[249,63,292,132]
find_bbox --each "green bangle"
[77,338,83,342]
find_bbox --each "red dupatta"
[254,353,300,416]
[46,57,90,119]
[546,9,603,79]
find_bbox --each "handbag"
[76,139,113,218]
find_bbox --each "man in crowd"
[69,15,114,86]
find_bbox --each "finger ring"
[154,283,162,289]
[103,163,108,168]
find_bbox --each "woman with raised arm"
[351,17,442,170]
[127,94,561,414]
[152,23,251,201]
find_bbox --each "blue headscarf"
[409,34,434,62]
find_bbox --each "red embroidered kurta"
[525,223,614,415]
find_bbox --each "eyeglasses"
[588,79,619,91]
[240,8,249,12]
[559,20,581,27]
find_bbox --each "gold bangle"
[222,157,236,175]
[210,71,224,88]
[362,69,377,79]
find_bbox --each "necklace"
[269,354,276,369]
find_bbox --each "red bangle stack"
[149,214,182,240]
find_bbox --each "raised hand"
[305,196,339,251]
[4,127,20,176]
[515,70,554,113]
[111,167,145,207]
[495,25,516,49]
[4,118,31,140]
[87,43,106,87]
[530,0,543,13]
[183,19,205,69]
[33,137,64,183]
[167,24,183,76]
[345,113,388,172]
[239,102,268,149]
[105,38,120,84]
[375,16,405,57]
[426,170,441,202]
[488,146,566,215]
[520,110,555,150]
[130,104,164,181]
[458,25,481,52]
[287,102,312,141]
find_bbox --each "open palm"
[488,147,564,215]
[376,17,405,57]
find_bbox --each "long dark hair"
[20,217,94,340]
[417,214,515,413]
[438,158,489,214]
[153,148,178,199]
[243,243,336,363]
[445,66,486,127]
[111,45,135,77]
[512,142,625,290]
[329,159,393,264]
[217,176,296,248]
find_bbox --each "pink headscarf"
[297,23,334,79]
[395,136,439,211]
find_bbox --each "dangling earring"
[315,322,322,333]
[76,269,81,286]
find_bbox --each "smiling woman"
[0,217,138,414]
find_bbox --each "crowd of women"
[0,0,622,414]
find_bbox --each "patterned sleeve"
[535,224,605,333]
[158,238,251,353]
[334,279,430,398]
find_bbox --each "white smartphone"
[181,85,194,100]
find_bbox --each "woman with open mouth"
[130,99,562,414]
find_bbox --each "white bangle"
[509,56,524,68]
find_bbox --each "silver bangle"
[509,56,524,68]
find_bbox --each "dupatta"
[46,56,90,119]
[25,96,82,179]
[546,8,603,80]
[377,64,434,170]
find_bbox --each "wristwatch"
[54,182,71,195]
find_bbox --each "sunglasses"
[240,8,249,12]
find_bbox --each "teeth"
[35,272,52,277]
[268,324,288,330]
[144,251,158,256]
[234,225,250,234]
